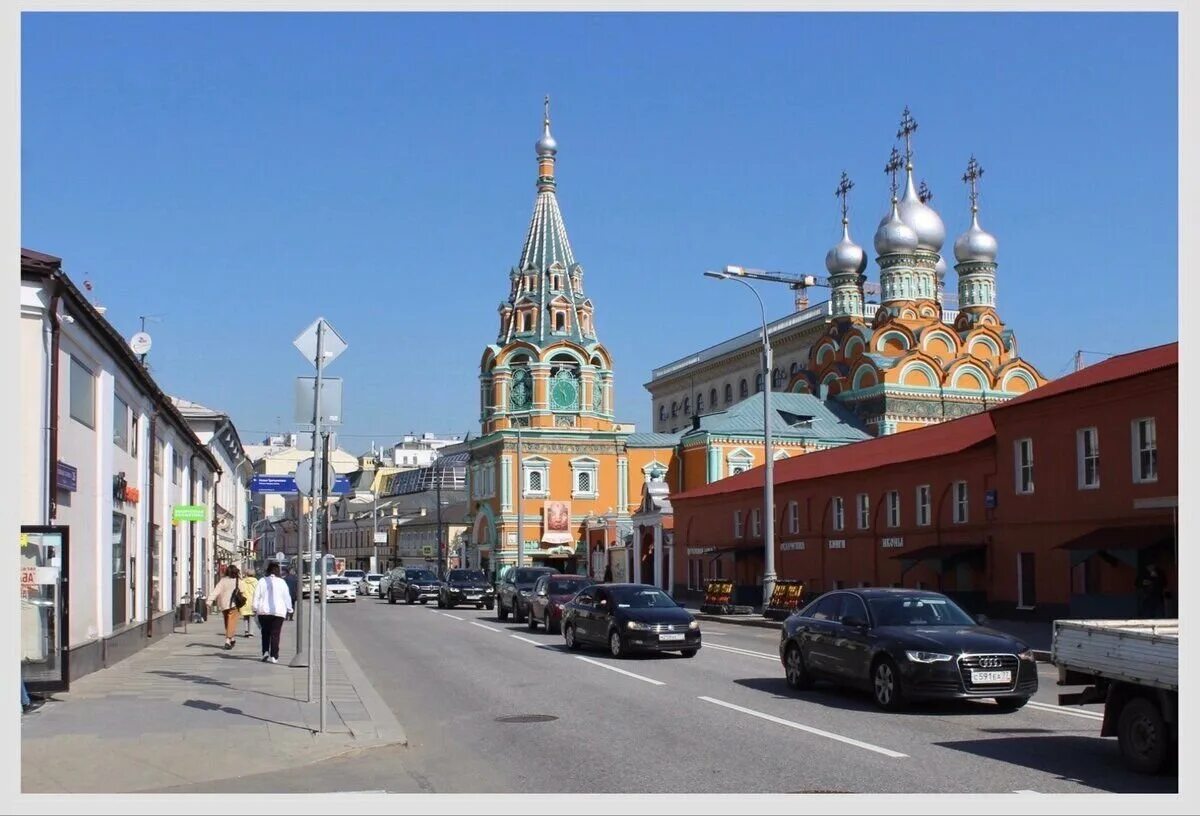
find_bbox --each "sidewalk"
[20,616,405,794]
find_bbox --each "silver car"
[358,573,383,597]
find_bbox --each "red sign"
[123,486,140,503]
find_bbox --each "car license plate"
[971,670,1011,684]
[659,633,685,641]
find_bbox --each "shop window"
[69,356,95,428]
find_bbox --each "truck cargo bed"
[1052,619,1178,691]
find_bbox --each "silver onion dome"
[825,220,866,275]
[954,210,998,263]
[875,198,919,255]
[935,254,947,281]
[889,167,945,252]
[536,119,558,156]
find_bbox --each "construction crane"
[719,265,956,311]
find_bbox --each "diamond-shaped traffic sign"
[293,317,348,369]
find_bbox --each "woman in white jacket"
[252,561,294,663]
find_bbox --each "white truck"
[1052,618,1179,774]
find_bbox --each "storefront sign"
[113,473,139,504]
[56,461,77,493]
[702,579,734,607]
[172,504,207,522]
[780,540,805,551]
[687,547,715,555]
[765,579,805,619]
[827,539,846,549]
[881,537,904,548]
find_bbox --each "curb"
[323,621,408,747]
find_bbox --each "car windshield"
[609,587,677,609]
[449,570,486,582]
[868,595,975,627]
[366,574,382,581]
[548,579,590,594]
[514,569,552,583]
[344,571,364,579]
[327,577,349,585]
[408,571,437,582]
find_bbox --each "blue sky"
[22,12,1177,452]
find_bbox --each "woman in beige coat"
[210,565,245,649]
[239,573,259,638]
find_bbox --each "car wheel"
[485,601,494,611]
[406,593,414,605]
[784,643,812,690]
[420,599,428,605]
[497,601,509,621]
[609,630,625,659]
[514,601,526,623]
[437,596,445,609]
[681,649,698,658]
[387,591,396,604]
[994,696,1029,712]
[564,624,580,650]
[527,610,539,631]
[1118,696,1168,774]
[476,603,484,610]
[546,613,559,635]
[872,657,905,711]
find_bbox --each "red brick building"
[671,343,1177,620]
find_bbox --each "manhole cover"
[495,714,559,723]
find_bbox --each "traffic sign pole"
[306,320,323,705]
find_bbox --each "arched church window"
[659,404,667,421]
[725,384,733,403]
[696,392,704,413]
[755,373,764,393]
[710,388,718,407]
[555,311,566,332]
[683,397,691,415]
[671,401,678,417]
[739,379,748,399]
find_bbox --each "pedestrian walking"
[281,566,299,621]
[252,561,294,663]
[240,571,259,638]
[210,565,246,649]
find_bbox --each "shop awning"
[1055,524,1175,566]
[891,543,986,574]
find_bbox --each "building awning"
[891,543,986,573]
[1055,524,1175,566]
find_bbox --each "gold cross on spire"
[884,146,903,199]
[897,106,918,166]
[835,171,854,222]
[962,154,984,211]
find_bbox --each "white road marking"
[705,642,779,661]
[575,656,666,686]
[510,634,542,646]
[1025,700,1103,720]
[698,696,908,759]
[1013,790,1041,794]
[440,613,465,620]
[470,622,501,633]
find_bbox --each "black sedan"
[387,567,441,605]
[438,569,495,610]
[562,583,701,658]
[779,588,1037,711]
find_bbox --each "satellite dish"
[130,332,153,356]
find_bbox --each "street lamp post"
[704,269,776,610]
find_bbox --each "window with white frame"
[571,458,599,498]
[523,458,549,496]
[832,496,844,531]
[728,449,753,477]
[751,508,761,538]
[1077,427,1100,489]
[1015,438,1034,494]
[857,493,870,529]
[787,501,800,534]
[1132,418,1157,483]
[113,393,129,451]
[916,485,931,526]
[953,481,968,523]
[69,356,95,428]
[733,510,744,539]
[886,490,900,527]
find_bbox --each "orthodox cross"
[897,106,918,166]
[544,94,551,125]
[835,171,854,222]
[963,154,984,211]
[884,146,903,199]
[918,180,933,204]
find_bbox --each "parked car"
[779,588,1038,711]
[358,573,383,597]
[496,566,557,622]
[527,574,594,634]
[379,568,401,599]
[438,569,495,610]
[388,567,441,605]
[562,583,700,658]
[323,576,357,603]
[342,569,366,588]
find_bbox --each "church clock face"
[551,369,578,410]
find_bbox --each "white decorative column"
[653,522,663,591]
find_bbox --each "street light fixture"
[703,268,777,610]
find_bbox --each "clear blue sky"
[22,12,1177,452]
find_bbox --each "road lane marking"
[697,696,908,758]
[470,622,501,632]
[510,634,542,646]
[1025,700,1103,720]
[1013,790,1041,794]
[440,613,465,621]
[705,642,779,661]
[574,656,666,686]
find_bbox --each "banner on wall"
[542,501,572,545]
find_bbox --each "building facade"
[670,343,1177,620]
[21,249,223,683]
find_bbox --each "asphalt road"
[271,596,1177,795]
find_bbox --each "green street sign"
[172,504,207,522]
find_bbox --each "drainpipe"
[44,281,62,523]
[188,452,199,619]
[146,411,158,636]
[211,470,223,583]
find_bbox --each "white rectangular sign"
[827,539,846,550]
[780,540,805,551]
[881,537,904,548]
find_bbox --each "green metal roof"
[683,392,870,444]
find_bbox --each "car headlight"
[519,590,531,597]
[626,620,653,631]
[905,650,953,663]
[1018,649,1036,662]
[688,620,700,630]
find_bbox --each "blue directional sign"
[249,474,352,495]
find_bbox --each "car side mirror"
[842,614,868,629]
[975,613,989,625]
